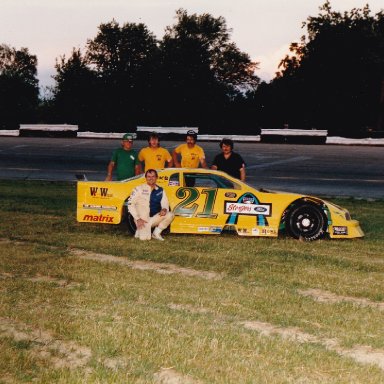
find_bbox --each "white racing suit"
[127,183,174,240]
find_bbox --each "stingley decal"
[224,192,271,226]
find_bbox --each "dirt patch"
[0,317,92,369]
[168,303,212,315]
[71,249,224,281]
[168,302,384,371]
[154,368,201,384]
[0,272,14,279]
[241,321,318,343]
[27,275,80,288]
[241,320,384,370]
[298,288,384,310]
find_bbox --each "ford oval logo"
[254,206,267,213]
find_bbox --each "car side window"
[168,173,180,186]
[183,173,240,189]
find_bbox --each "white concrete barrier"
[0,130,19,136]
[261,129,327,137]
[137,126,198,134]
[77,131,137,139]
[20,124,78,132]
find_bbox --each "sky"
[1,0,383,92]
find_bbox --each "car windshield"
[183,173,241,189]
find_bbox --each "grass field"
[1,180,384,383]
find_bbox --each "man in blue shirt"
[127,169,174,241]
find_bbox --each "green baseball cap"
[122,133,134,141]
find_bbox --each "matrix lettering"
[83,214,114,223]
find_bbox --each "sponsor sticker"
[89,187,112,198]
[83,204,117,211]
[252,228,259,236]
[210,226,222,233]
[333,226,348,235]
[225,192,237,198]
[169,180,180,186]
[260,228,277,236]
[225,202,271,216]
[83,214,114,223]
[198,227,210,232]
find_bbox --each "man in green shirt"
[106,133,141,181]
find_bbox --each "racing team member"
[138,132,173,171]
[211,138,246,181]
[172,130,207,169]
[106,133,141,181]
[127,169,174,241]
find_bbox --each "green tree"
[53,48,97,128]
[85,20,159,130]
[156,9,259,130]
[271,1,384,136]
[0,44,39,129]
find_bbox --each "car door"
[169,171,242,234]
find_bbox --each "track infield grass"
[1,180,384,383]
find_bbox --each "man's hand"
[159,208,167,217]
[136,218,147,229]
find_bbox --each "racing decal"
[83,214,114,223]
[260,228,278,236]
[225,192,270,226]
[173,188,218,218]
[159,176,169,180]
[225,202,271,215]
[197,226,222,233]
[333,226,348,235]
[252,228,259,235]
[225,192,237,198]
[83,204,117,211]
[89,187,112,198]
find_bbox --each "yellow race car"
[76,168,364,240]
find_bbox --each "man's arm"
[172,149,181,168]
[105,161,115,181]
[239,166,246,182]
[200,158,208,169]
[165,149,173,168]
[135,164,142,175]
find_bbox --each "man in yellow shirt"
[172,130,207,168]
[138,132,173,171]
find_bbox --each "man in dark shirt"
[211,138,246,181]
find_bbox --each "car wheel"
[285,203,327,241]
[126,211,136,235]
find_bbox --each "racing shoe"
[152,227,164,241]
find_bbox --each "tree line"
[1,2,384,137]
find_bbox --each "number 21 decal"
[173,187,218,218]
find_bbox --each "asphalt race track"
[0,137,383,199]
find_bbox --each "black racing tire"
[126,212,137,235]
[285,203,327,241]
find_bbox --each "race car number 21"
[173,187,218,218]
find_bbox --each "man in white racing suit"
[128,169,174,241]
